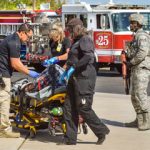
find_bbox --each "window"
[111,12,150,32]
[64,14,77,27]
[111,13,131,32]
[96,14,110,29]
[80,14,87,27]
[140,13,150,31]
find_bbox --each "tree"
[0,0,65,10]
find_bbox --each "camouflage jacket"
[127,28,150,69]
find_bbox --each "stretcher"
[10,64,87,138]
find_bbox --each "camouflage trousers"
[131,67,150,113]
[0,78,11,130]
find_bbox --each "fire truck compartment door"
[94,31,113,63]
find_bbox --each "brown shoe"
[0,130,20,138]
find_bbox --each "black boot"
[124,119,137,127]
[96,134,106,145]
[138,112,150,131]
[57,141,76,145]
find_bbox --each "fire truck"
[25,9,61,71]
[0,9,60,71]
[61,2,150,73]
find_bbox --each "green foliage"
[0,0,65,10]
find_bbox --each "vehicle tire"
[115,64,122,74]
[48,121,56,136]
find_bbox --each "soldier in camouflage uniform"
[124,14,150,130]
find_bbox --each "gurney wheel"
[49,127,56,136]
[48,122,56,136]
[48,128,56,136]
[82,123,88,134]
[29,128,36,138]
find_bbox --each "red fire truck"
[0,9,60,71]
[25,9,61,71]
[61,2,150,73]
[0,9,38,65]
[0,10,36,39]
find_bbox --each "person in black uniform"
[59,18,110,145]
[43,22,71,67]
[0,23,39,138]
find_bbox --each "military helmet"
[67,18,83,27]
[129,14,145,25]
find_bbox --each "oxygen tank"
[50,107,63,116]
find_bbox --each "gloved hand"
[59,71,67,85]
[42,57,59,66]
[59,67,75,85]
[123,61,133,68]
[65,67,75,82]
[29,70,39,78]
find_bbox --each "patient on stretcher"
[11,64,66,100]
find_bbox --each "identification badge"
[56,43,62,52]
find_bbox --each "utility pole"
[32,0,36,10]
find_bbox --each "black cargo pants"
[63,65,110,144]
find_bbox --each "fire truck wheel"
[115,64,122,74]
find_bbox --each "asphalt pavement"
[0,92,150,150]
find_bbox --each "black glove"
[123,61,133,68]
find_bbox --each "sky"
[67,0,150,5]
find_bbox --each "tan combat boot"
[0,127,20,138]
[138,112,150,131]
[137,113,143,130]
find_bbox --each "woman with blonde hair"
[43,22,71,67]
